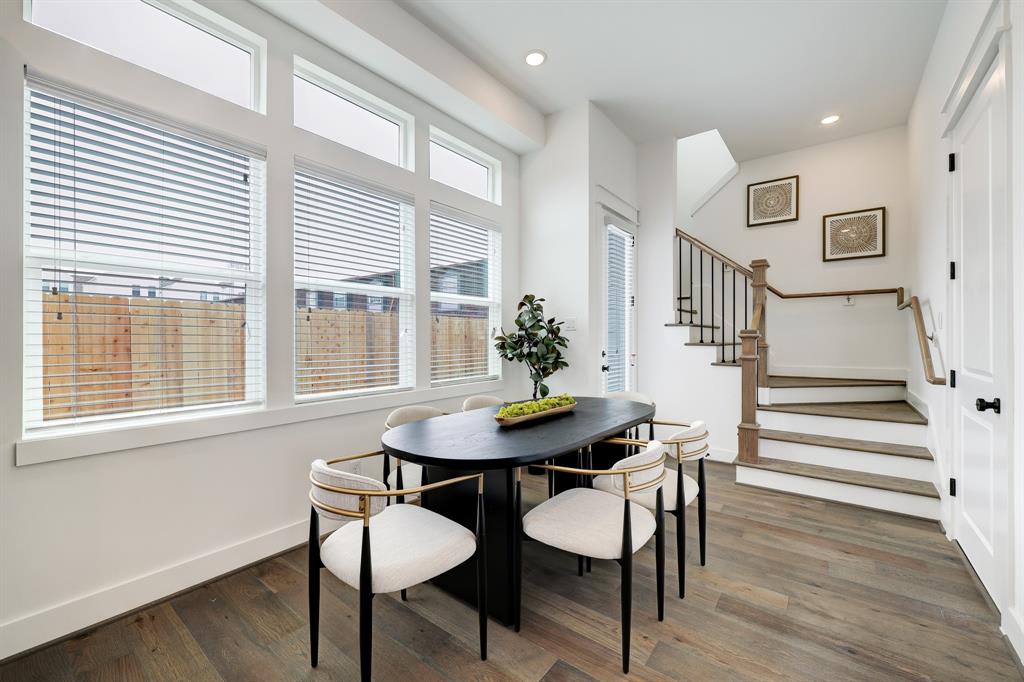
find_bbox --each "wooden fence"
[40,293,491,420]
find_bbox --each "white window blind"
[24,85,265,433]
[429,205,501,385]
[294,167,415,399]
[605,224,634,393]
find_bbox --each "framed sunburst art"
[822,207,886,262]
[747,175,799,227]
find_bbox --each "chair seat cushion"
[593,470,699,512]
[523,488,656,560]
[386,463,423,501]
[320,504,476,594]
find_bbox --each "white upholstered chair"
[462,394,505,411]
[517,440,669,673]
[382,405,444,501]
[308,451,487,681]
[595,421,709,598]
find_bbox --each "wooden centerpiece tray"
[494,400,576,426]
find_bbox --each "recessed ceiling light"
[820,114,840,125]
[525,50,546,67]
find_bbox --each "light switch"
[563,316,578,331]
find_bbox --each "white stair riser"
[757,410,927,447]
[759,439,933,481]
[735,466,939,520]
[767,385,905,404]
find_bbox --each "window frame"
[24,0,268,113]
[21,80,268,436]
[428,204,502,386]
[293,57,415,170]
[292,160,417,402]
[429,126,502,204]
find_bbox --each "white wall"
[681,126,912,378]
[518,102,638,397]
[905,0,1023,662]
[0,0,525,658]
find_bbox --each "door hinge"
[949,261,956,280]
[949,478,957,497]
[948,152,956,172]
[629,295,635,307]
[950,370,956,387]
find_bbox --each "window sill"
[15,378,506,467]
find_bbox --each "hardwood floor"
[3,462,1021,681]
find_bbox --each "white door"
[951,53,1010,607]
[603,220,636,393]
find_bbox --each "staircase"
[671,230,941,520]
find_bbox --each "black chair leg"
[586,557,591,573]
[476,489,488,661]
[359,526,373,682]
[677,464,686,599]
[698,458,707,566]
[655,489,665,622]
[620,501,633,674]
[400,589,407,601]
[577,554,584,576]
[308,507,320,668]
[514,473,523,632]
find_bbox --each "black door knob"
[600,365,609,372]
[975,398,1001,414]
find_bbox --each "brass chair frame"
[308,449,486,682]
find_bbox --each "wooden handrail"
[675,229,903,303]
[898,295,946,385]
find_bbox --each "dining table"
[380,395,655,625]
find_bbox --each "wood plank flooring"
[3,462,1020,681]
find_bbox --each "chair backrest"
[462,395,505,411]
[385,405,444,429]
[667,420,709,459]
[611,440,669,491]
[606,391,656,406]
[310,459,387,520]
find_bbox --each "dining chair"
[462,394,505,411]
[517,440,668,673]
[308,451,487,682]
[595,421,709,598]
[382,405,444,501]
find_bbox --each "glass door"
[604,221,636,393]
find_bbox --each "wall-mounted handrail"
[898,295,946,385]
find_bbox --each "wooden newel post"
[750,259,770,388]
[737,330,760,463]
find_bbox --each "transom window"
[293,167,415,399]
[28,0,263,111]
[429,127,500,203]
[294,58,413,169]
[429,205,501,384]
[23,84,266,432]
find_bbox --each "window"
[28,0,263,110]
[294,167,415,399]
[604,224,635,393]
[24,85,265,432]
[429,128,499,203]
[294,59,412,168]
[429,206,500,384]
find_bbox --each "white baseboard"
[1004,606,1024,672]
[708,447,737,463]
[768,364,909,381]
[905,387,930,420]
[0,519,310,661]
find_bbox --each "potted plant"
[494,294,570,399]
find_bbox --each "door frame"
[599,207,638,394]
[943,0,1014,610]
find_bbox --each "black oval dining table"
[380,396,654,624]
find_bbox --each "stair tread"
[768,375,907,388]
[758,401,927,425]
[711,361,740,367]
[741,457,939,498]
[664,322,720,329]
[759,429,933,460]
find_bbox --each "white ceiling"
[397,0,946,161]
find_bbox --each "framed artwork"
[822,207,886,262]
[747,175,799,226]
